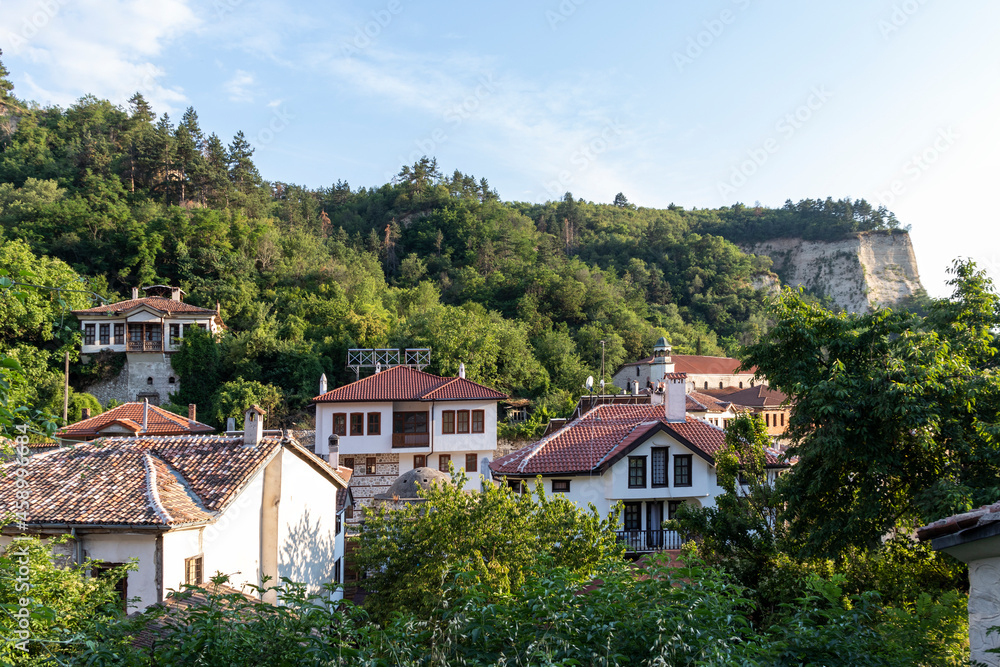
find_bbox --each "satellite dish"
[585,376,594,391]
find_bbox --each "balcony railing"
[126,341,163,352]
[615,529,684,552]
[392,433,430,448]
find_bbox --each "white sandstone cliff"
[744,231,923,313]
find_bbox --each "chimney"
[142,399,149,433]
[328,434,339,468]
[81,408,91,420]
[243,405,265,446]
[170,287,182,302]
[665,374,687,423]
[131,287,139,300]
[319,373,328,395]
[188,403,197,423]
[459,363,466,379]
[227,417,236,432]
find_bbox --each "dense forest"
[0,54,905,428]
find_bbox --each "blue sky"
[2,0,998,298]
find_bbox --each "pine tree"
[227,130,261,193]
[0,49,15,101]
[175,107,206,203]
[204,133,232,208]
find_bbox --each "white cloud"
[0,0,198,112]
[223,69,256,103]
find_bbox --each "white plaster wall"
[968,556,1000,666]
[608,432,712,500]
[201,467,266,591]
[276,449,339,595]
[432,401,498,453]
[613,364,753,394]
[318,402,394,457]
[161,527,204,595]
[79,533,159,611]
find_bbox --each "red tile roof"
[313,366,506,403]
[490,404,784,477]
[0,435,285,526]
[55,403,215,440]
[618,355,755,376]
[704,384,789,408]
[686,391,733,413]
[73,296,217,315]
[917,501,1000,542]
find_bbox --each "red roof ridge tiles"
[313,365,506,403]
[72,296,217,315]
[56,402,215,439]
[142,451,173,524]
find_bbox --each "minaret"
[649,337,675,385]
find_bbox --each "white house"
[612,337,758,394]
[0,408,349,609]
[71,285,224,406]
[313,365,507,519]
[490,373,788,552]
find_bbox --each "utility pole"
[63,351,69,423]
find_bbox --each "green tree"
[212,378,283,426]
[743,259,1000,557]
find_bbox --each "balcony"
[615,529,684,552]
[126,341,163,352]
[392,433,430,448]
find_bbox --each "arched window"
[636,367,640,377]
[750,380,755,387]
[766,413,770,427]
[719,382,723,389]
[780,413,785,426]
[168,376,175,384]
[739,382,743,389]
[703,381,708,390]
[146,377,153,385]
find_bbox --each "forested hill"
[0,62,906,427]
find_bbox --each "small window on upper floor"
[146,377,153,385]
[719,382,723,389]
[168,376,175,384]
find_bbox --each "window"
[393,411,428,434]
[84,323,95,345]
[552,479,570,493]
[438,454,451,472]
[344,503,353,520]
[703,381,709,390]
[719,381,724,389]
[146,377,153,385]
[366,457,377,475]
[506,478,524,494]
[168,376,175,384]
[367,412,381,435]
[99,323,110,345]
[465,453,477,474]
[336,514,342,536]
[92,562,128,610]
[442,410,455,434]
[765,413,770,427]
[169,323,180,345]
[332,413,346,437]
[472,410,484,433]
[674,454,692,487]
[624,502,642,530]
[343,457,355,470]
[350,413,364,436]
[456,410,470,433]
[651,447,668,487]
[668,500,684,520]
[184,555,203,586]
[114,323,124,344]
[414,454,427,468]
[780,413,785,426]
[739,381,743,389]
[636,367,640,377]
[333,558,342,585]
[628,456,647,488]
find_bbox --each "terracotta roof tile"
[56,403,215,440]
[618,355,756,376]
[73,297,217,315]
[490,404,783,477]
[917,501,1000,542]
[704,384,789,408]
[0,435,283,526]
[313,366,506,403]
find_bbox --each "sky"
[1,0,997,298]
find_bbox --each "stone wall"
[84,353,180,406]
[345,453,400,521]
[743,231,923,313]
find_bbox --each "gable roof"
[490,404,785,477]
[313,365,507,403]
[55,402,215,440]
[685,391,734,413]
[72,296,217,316]
[0,433,344,528]
[704,384,789,408]
[616,354,755,376]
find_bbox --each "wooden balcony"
[615,529,684,553]
[392,432,430,448]
[126,341,163,352]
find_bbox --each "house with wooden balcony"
[490,373,790,554]
[71,285,223,406]
[312,365,506,520]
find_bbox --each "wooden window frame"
[414,454,427,468]
[332,413,347,437]
[668,500,684,520]
[471,410,485,434]
[184,555,203,586]
[99,323,110,345]
[442,410,455,434]
[438,454,451,473]
[465,453,477,474]
[456,410,470,434]
[367,412,381,435]
[342,457,355,471]
[365,457,377,475]
[168,323,181,345]
[114,323,124,345]
[552,479,570,493]
[350,413,364,436]
[84,323,95,345]
[623,502,642,530]
[674,454,693,487]
[651,447,668,488]
[628,456,647,488]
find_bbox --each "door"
[647,501,663,548]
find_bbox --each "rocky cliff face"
[744,231,923,313]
